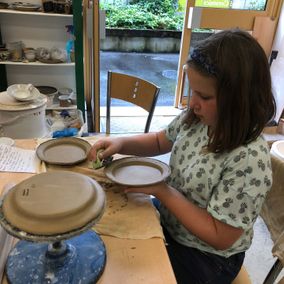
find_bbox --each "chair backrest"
[106,71,160,134]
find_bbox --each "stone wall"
[100,29,212,53]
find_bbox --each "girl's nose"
[189,92,199,109]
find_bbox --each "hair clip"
[190,49,217,75]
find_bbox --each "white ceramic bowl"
[24,50,36,61]
[7,84,41,102]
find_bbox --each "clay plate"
[0,91,47,111]
[104,157,171,186]
[36,137,91,165]
[1,171,105,236]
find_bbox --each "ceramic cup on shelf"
[50,47,67,63]
[0,49,10,61]
[53,0,66,14]
[69,93,77,105]
[24,48,36,62]
[42,0,54,12]
[58,95,72,107]
[58,87,73,104]
[36,47,50,61]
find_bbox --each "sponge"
[91,149,104,169]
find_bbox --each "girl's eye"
[192,91,211,100]
[200,96,211,100]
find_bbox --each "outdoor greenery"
[100,0,184,31]
[100,0,266,31]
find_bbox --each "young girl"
[89,29,276,283]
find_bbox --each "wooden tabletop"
[0,139,176,284]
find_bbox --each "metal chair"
[106,71,160,134]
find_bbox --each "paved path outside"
[100,51,180,107]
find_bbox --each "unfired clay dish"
[1,171,105,236]
[36,137,91,165]
[104,157,171,186]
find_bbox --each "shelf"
[0,3,77,108]
[0,61,75,66]
[0,9,72,17]
[46,104,77,111]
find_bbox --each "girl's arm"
[126,183,243,251]
[89,130,173,160]
[119,130,172,156]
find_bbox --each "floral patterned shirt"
[160,112,272,257]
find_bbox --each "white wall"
[272,5,284,53]
[271,4,284,121]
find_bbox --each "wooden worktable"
[0,139,176,284]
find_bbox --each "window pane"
[195,0,267,11]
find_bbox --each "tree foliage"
[100,1,183,31]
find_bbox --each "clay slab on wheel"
[2,171,105,235]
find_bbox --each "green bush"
[131,0,177,14]
[100,1,183,31]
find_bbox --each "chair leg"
[263,259,283,284]
[232,265,251,284]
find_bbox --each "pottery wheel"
[6,230,106,284]
[0,171,107,284]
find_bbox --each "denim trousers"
[152,198,245,284]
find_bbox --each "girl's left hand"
[124,181,168,197]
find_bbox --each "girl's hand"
[124,181,169,198]
[88,137,123,161]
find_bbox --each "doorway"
[98,1,184,133]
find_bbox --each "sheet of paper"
[0,145,39,173]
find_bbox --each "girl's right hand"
[88,137,123,161]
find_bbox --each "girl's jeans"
[152,198,245,284]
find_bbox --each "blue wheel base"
[6,230,106,284]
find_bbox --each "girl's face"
[187,67,218,128]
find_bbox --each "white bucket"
[0,92,47,139]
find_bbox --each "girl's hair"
[184,28,276,153]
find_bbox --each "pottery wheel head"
[0,171,106,240]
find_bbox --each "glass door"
[175,0,284,108]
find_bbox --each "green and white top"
[161,112,272,257]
